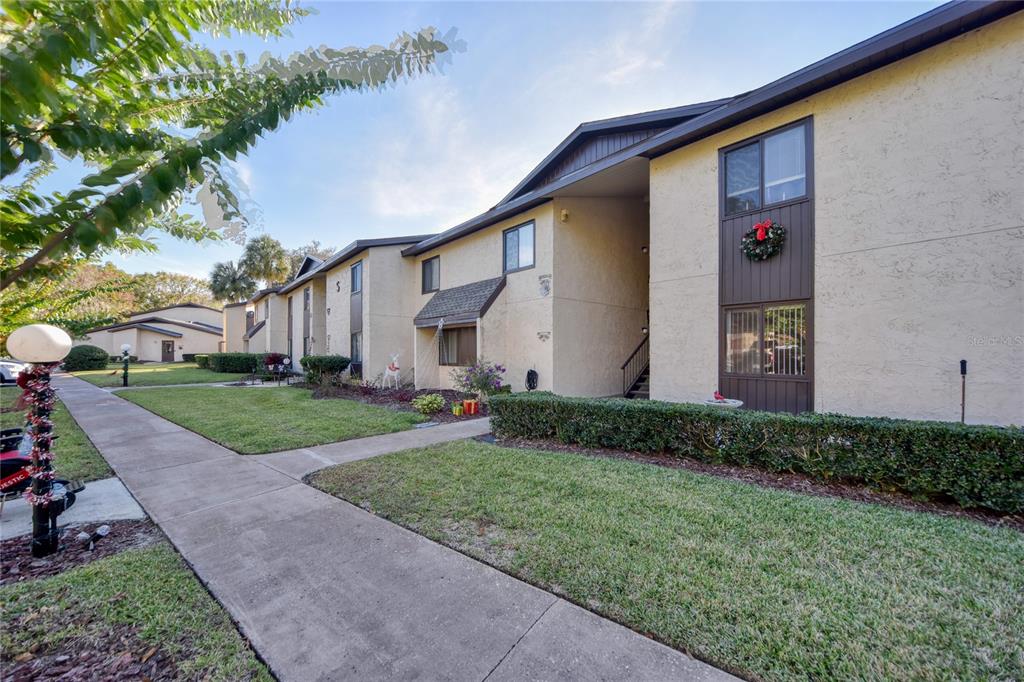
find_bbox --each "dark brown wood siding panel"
[535,128,667,187]
[720,200,813,305]
[718,118,814,415]
[719,376,812,414]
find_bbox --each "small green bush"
[301,355,351,384]
[412,393,445,414]
[194,354,210,369]
[64,345,109,371]
[489,394,1024,514]
[208,352,259,373]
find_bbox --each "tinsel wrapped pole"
[23,362,61,557]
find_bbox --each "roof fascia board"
[495,98,731,206]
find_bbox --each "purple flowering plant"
[450,359,506,397]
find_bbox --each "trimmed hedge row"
[489,393,1024,514]
[64,345,108,371]
[301,355,350,383]
[208,352,263,373]
[195,354,210,369]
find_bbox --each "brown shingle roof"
[414,277,505,327]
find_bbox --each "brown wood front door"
[161,340,175,362]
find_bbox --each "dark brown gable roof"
[86,316,223,336]
[132,324,183,338]
[277,234,436,296]
[414,277,505,327]
[498,98,732,205]
[403,0,1019,258]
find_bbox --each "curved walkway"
[55,374,733,681]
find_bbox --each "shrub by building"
[301,355,350,384]
[64,344,109,371]
[489,394,1024,514]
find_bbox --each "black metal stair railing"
[620,336,650,396]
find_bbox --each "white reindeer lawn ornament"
[383,353,401,389]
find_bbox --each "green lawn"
[72,362,245,388]
[122,386,426,454]
[311,440,1024,681]
[0,385,110,482]
[0,543,271,680]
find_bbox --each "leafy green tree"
[209,260,257,302]
[239,234,289,286]
[287,240,336,278]
[131,271,220,310]
[0,270,132,350]
[1,0,460,290]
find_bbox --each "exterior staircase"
[625,367,650,399]
[621,336,650,399]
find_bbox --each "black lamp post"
[7,324,73,558]
[121,344,131,387]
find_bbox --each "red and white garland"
[17,363,60,506]
[740,218,786,261]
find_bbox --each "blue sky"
[107,0,937,277]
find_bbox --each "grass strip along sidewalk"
[311,439,1024,681]
[71,362,245,388]
[1,541,271,680]
[0,385,110,483]
[122,386,425,454]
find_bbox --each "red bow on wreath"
[753,219,773,242]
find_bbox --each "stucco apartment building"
[78,304,223,362]
[226,2,1022,425]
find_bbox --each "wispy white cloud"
[600,2,692,86]
[365,81,534,228]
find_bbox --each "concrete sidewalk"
[54,374,733,681]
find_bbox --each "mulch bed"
[2,625,179,681]
[491,436,1024,532]
[310,383,488,424]
[1,519,162,585]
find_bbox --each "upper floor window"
[350,261,362,294]
[503,221,535,273]
[303,287,310,311]
[724,122,808,216]
[422,256,440,294]
[263,299,269,320]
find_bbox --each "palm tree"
[239,235,290,286]
[209,261,257,302]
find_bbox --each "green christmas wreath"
[740,218,785,261]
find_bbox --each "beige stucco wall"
[649,13,1023,424]
[285,278,328,368]
[364,246,417,383]
[412,203,555,391]
[324,257,357,361]
[135,327,221,362]
[551,196,650,396]
[222,305,247,353]
[264,293,289,355]
[311,278,327,356]
[78,324,219,362]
